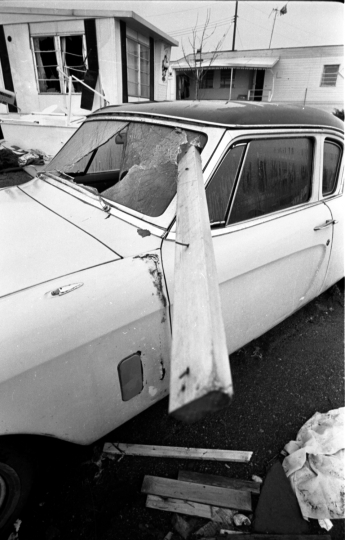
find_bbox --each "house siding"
[172,45,344,113]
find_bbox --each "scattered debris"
[251,475,263,484]
[103,443,252,462]
[6,519,22,540]
[0,141,51,168]
[283,407,345,527]
[233,514,251,527]
[251,347,263,360]
[172,514,201,539]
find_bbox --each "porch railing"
[247,89,272,102]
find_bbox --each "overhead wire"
[169,17,234,37]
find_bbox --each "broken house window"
[32,35,87,93]
[45,120,207,217]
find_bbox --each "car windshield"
[45,119,207,217]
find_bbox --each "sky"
[0,1,344,60]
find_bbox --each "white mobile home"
[169,45,344,114]
[0,6,178,154]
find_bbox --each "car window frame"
[43,116,225,231]
[203,129,321,235]
[319,133,344,201]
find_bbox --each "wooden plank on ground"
[141,475,252,511]
[146,494,237,520]
[169,144,233,422]
[103,443,252,463]
[178,470,260,494]
[214,536,331,540]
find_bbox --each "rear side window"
[206,144,245,225]
[228,138,313,224]
[323,140,342,196]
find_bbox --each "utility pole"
[232,1,238,51]
[269,8,278,49]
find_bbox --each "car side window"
[228,138,313,225]
[322,140,342,196]
[206,144,245,225]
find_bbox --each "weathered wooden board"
[141,476,252,511]
[146,494,237,520]
[178,470,260,494]
[103,443,252,463]
[169,144,233,422]
[215,536,331,540]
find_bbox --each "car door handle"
[314,219,338,231]
[49,283,84,297]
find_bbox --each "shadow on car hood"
[0,185,120,297]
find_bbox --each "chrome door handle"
[314,219,338,231]
[49,283,83,297]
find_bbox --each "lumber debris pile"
[142,469,256,539]
[142,468,331,540]
[103,443,332,539]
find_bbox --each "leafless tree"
[177,10,230,100]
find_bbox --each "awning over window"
[174,57,279,71]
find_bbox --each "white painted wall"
[4,23,40,113]
[154,40,171,101]
[96,18,122,106]
[270,56,344,112]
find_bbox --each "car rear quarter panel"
[0,252,171,444]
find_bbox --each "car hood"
[0,185,120,297]
[1,179,163,297]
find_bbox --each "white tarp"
[283,407,345,524]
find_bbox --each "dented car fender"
[0,252,171,444]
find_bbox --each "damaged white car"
[0,101,344,532]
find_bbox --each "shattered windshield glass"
[45,120,207,217]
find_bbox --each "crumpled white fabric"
[282,407,345,523]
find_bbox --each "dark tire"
[0,444,34,539]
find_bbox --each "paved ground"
[18,279,345,540]
[2,171,344,540]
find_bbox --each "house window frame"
[320,64,340,87]
[126,36,150,99]
[31,33,88,94]
[220,69,236,88]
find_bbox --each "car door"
[318,134,344,292]
[162,132,333,355]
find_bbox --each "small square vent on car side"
[118,353,143,401]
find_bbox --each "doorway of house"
[254,70,265,101]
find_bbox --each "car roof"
[91,100,344,132]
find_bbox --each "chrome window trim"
[203,129,321,230]
[89,111,344,135]
[319,133,344,200]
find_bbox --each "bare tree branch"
[174,11,232,100]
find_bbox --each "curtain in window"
[33,37,48,92]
